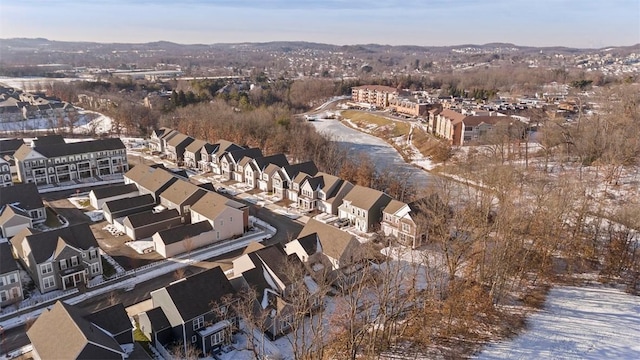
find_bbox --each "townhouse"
[381,199,431,249]
[183,139,209,169]
[338,185,392,233]
[15,136,128,185]
[149,127,176,153]
[0,183,46,226]
[204,140,244,175]
[27,301,132,360]
[230,243,320,339]
[10,223,102,293]
[89,183,139,210]
[158,180,207,222]
[298,172,354,215]
[286,219,365,288]
[246,153,289,190]
[220,148,263,182]
[0,241,23,309]
[272,161,318,199]
[190,192,248,239]
[146,266,238,357]
[165,132,194,163]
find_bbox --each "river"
[309,118,433,187]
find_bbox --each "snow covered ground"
[0,108,115,135]
[476,286,640,359]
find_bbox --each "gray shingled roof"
[103,194,155,213]
[185,139,209,154]
[228,147,262,163]
[10,223,99,263]
[190,192,244,221]
[155,221,213,246]
[124,209,180,228]
[0,241,19,274]
[90,183,138,200]
[15,138,125,160]
[281,161,318,180]
[252,154,289,172]
[84,303,133,336]
[0,183,44,211]
[162,266,235,322]
[0,138,24,155]
[144,307,171,331]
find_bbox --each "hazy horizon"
[1,0,638,49]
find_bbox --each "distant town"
[0,38,639,360]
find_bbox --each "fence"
[0,288,78,318]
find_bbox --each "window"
[43,276,55,289]
[0,276,4,286]
[41,263,53,275]
[71,256,79,267]
[60,259,68,270]
[0,290,7,302]
[191,335,197,343]
[229,217,232,223]
[91,262,101,274]
[211,331,225,346]
[7,274,17,284]
[89,249,98,260]
[193,316,205,330]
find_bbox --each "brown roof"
[342,185,391,211]
[159,179,206,205]
[166,133,194,148]
[383,199,407,215]
[185,139,209,154]
[352,85,398,93]
[190,192,243,221]
[462,115,512,127]
[126,165,178,193]
[297,218,358,261]
[439,109,467,124]
[27,301,124,360]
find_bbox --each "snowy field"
[0,109,115,135]
[476,286,640,359]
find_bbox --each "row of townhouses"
[137,216,366,358]
[0,86,77,123]
[14,135,128,186]
[151,128,429,249]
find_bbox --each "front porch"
[60,268,87,291]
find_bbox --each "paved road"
[1,188,302,356]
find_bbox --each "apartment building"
[14,136,128,185]
[351,85,399,108]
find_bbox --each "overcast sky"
[0,0,638,48]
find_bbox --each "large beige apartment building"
[351,85,399,108]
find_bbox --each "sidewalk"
[0,224,275,331]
